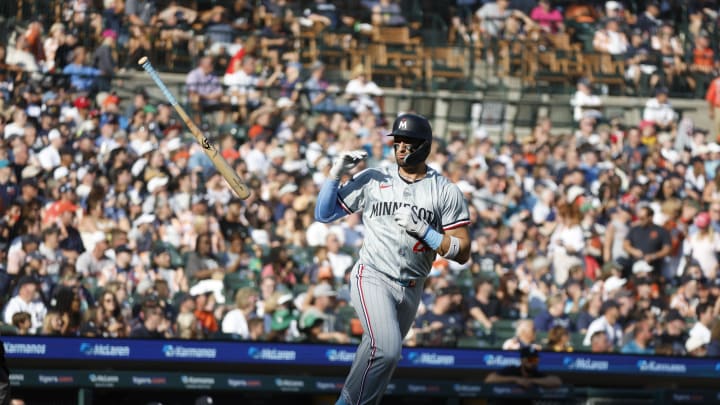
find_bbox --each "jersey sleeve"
[336,169,374,214]
[440,183,471,231]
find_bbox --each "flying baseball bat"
[137,56,251,200]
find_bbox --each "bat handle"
[139,58,179,106]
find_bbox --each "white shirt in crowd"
[643,97,677,127]
[221,309,250,339]
[583,315,623,347]
[4,295,47,334]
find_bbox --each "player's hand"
[329,150,368,180]
[394,206,429,239]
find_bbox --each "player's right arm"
[315,150,368,223]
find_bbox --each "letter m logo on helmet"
[387,113,433,165]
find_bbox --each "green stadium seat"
[457,336,491,349]
[570,332,586,350]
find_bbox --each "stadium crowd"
[0,0,719,359]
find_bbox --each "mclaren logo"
[398,119,407,130]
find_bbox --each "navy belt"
[386,275,417,288]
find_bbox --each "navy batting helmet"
[388,113,432,166]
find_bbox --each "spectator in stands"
[593,18,628,56]
[650,23,684,89]
[304,61,353,119]
[682,212,720,279]
[685,333,709,357]
[502,319,540,350]
[467,278,500,331]
[62,46,101,94]
[706,73,720,139]
[621,319,654,354]
[476,0,513,40]
[688,302,714,346]
[344,64,383,119]
[583,299,622,348]
[534,293,572,332]
[11,311,31,335]
[130,301,170,338]
[624,205,671,278]
[589,330,613,353]
[371,0,407,27]
[3,277,46,334]
[497,272,528,319]
[185,233,222,285]
[529,0,564,34]
[570,77,603,122]
[92,30,118,93]
[686,33,716,98]
[325,233,353,281]
[414,286,464,347]
[485,346,562,388]
[299,283,350,344]
[545,325,572,352]
[634,1,662,36]
[186,56,228,125]
[221,287,258,339]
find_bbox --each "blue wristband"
[423,227,443,250]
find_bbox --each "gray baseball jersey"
[334,163,470,405]
[337,163,470,279]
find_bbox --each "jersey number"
[412,241,432,253]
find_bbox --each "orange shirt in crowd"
[693,47,714,69]
[705,77,720,108]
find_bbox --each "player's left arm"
[437,225,471,264]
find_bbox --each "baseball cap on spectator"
[665,309,685,324]
[59,183,73,194]
[136,141,155,157]
[74,96,91,109]
[604,276,626,294]
[143,105,158,114]
[54,166,69,181]
[0,160,10,169]
[531,256,551,272]
[21,165,42,179]
[279,184,298,197]
[147,176,169,193]
[166,137,184,153]
[694,212,711,229]
[301,312,325,330]
[20,179,38,188]
[632,260,653,274]
[685,335,707,353]
[605,1,623,10]
[189,279,225,304]
[134,213,156,227]
[654,86,669,96]
[566,185,585,204]
[271,308,295,331]
[600,299,619,314]
[17,276,37,289]
[278,293,294,306]
[115,244,132,255]
[313,284,337,298]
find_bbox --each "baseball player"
[315,113,471,405]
